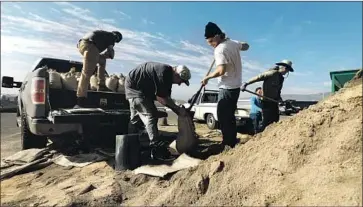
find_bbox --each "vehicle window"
[202,93,218,103]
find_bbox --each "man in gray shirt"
[125,62,191,160]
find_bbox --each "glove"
[107,46,115,59]
[278,98,284,105]
[240,82,248,91]
[100,45,115,59]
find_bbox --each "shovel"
[187,59,216,117]
[242,88,280,103]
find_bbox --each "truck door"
[198,92,217,119]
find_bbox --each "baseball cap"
[175,65,191,86]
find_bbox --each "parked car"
[279,99,302,115]
[1,57,167,150]
[183,88,252,131]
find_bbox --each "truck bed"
[48,88,129,110]
[47,88,167,125]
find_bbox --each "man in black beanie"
[201,21,249,148]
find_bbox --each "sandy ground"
[1,75,361,206]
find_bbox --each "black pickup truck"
[1,57,167,150]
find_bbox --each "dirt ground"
[1,75,362,206]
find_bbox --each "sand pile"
[1,75,362,206]
[121,75,362,206]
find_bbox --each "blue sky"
[1,1,362,100]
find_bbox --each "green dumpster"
[329,69,360,93]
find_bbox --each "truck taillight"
[31,77,46,104]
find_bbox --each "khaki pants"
[76,40,107,98]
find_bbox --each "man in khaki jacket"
[75,30,123,108]
[241,60,294,130]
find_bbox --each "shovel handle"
[187,85,204,112]
[243,89,280,103]
[187,59,216,112]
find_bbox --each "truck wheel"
[206,114,217,130]
[21,111,47,150]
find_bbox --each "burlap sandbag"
[176,112,198,154]
[90,75,98,91]
[48,69,63,89]
[75,72,82,82]
[60,67,78,91]
[105,74,119,92]
[117,74,126,93]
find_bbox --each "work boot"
[74,97,87,109]
[149,140,175,161]
[221,138,239,148]
[150,146,175,161]
[97,84,112,92]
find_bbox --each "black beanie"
[204,22,222,39]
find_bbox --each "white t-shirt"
[214,39,247,89]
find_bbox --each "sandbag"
[176,112,199,154]
[75,72,82,82]
[48,69,62,89]
[90,75,98,91]
[117,73,126,93]
[60,67,78,91]
[106,74,119,92]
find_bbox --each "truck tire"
[206,114,217,130]
[21,111,48,150]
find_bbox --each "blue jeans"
[261,100,280,131]
[217,88,240,147]
[250,112,262,134]
[128,97,159,146]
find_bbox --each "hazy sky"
[1,2,362,100]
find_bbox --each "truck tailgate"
[48,108,168,124]
[49,108,130,124]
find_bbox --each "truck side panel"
[21,67,49,118]
[196,104,218,121]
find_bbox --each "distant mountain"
[281,92,331,101]
[239,92,331,102]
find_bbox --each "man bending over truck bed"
[75,30,123,108]
[125,62,191,160]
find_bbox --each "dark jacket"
[125,62,173,100]
[81,30,117,52]
[247,66,284,101]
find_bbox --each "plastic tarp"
[52,153,107,168]
[133,153,201,178]
[1,148,48,164]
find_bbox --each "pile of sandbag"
[106,74,119,92]
[48,67,79,90]
[48,69,63,89]
[47,68,126,94]
[90,73,126,93]
[60,67,79,90]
